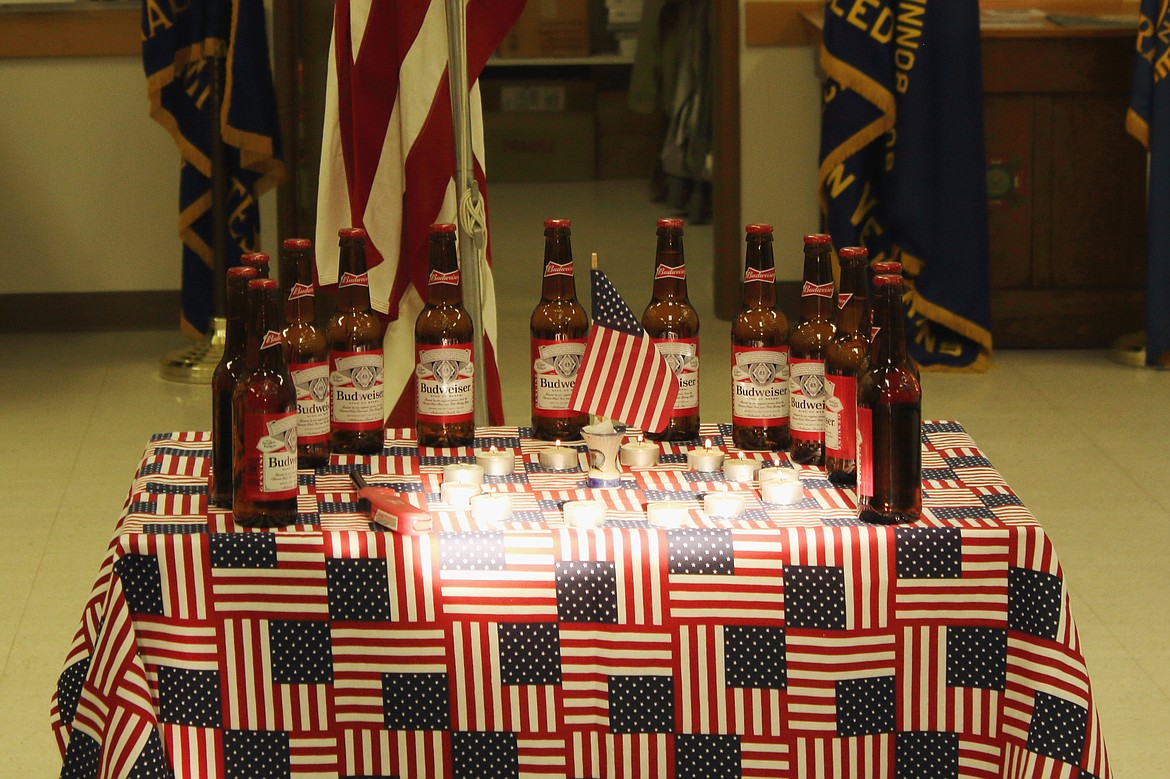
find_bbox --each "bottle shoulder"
[790,319,836,354]
[416,304,473,340]
[642,298,699,335]
[531,299,588,332]
[858,363,922,402]
[732,308,788,345]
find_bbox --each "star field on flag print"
[55,658,88,727]
[325,558,392,621]
[129,730,174,779]
[440,531,507,570]
[1026,691,1089,766]
[450,730,518,779]
[783,565,847,630]
[675,733,740,779]
[268,620,333,684]
[209,532,278,568]
[723,625,786,689]
[608,674,674,733]
[835,675,896,737]
[498,622,562,685]
[1008,567,1064,640]
[895,527,962,578]
[895,730,959,778]
[946,626,1007,690]
[555,560,619,623]
[115,553,165,614]
[222,729,289,779]
[667,527,734,575]
[382,672,450,731]
[60,730,100,779]
[158,665,222,727]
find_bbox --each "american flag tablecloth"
[51,422,1111,779]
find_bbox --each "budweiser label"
[824,374,856,456]
[242,412,298,500]
[789,357,827,442]
[416,342,474,423]
[802,280,834,299]
[330,350,384,430]
[731,345,789,426]
[290,362,330,443]
[428,269,461,286]
[837,292,853,310]
[653,337,699,414]
[261,330,283,350]
[857,406,873,498]
[743,267,775,284]
[339,271,369,288]
[654,264,686,280]
[543,261,573,277]
[288,282,314,301]
[532,338,586,416]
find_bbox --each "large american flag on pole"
[315,0,521,426]
[569,269,680,433]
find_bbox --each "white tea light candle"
[440,481,481,509]
[563,499,607,528]
[475,445,515,476]
[539,440,580,470]
[442,462,485,485]
[759,466,799,485]
[723,455,762,482]
[687,439,725,473]
[761,477,804,505]
[646,501,688,528]
[620,436,660,467]
[703,491,745,518]
[469,491,513,525]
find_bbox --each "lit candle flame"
[489,445,498,454]
[703,438,713,451]
[555,439,562,448]
[637,435,644,445]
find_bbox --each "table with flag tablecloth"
[51,422,1111,778]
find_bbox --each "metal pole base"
[159,316,227,384]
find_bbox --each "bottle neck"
[225,279,250,358]
[873,283,908,365]
[337,238,371,312]
[246,288,287,371]
[651,229,688,300]
[282,249,316,323]
[540,228,577,302]
[426,233,463,306]
[835,262,869,336]
[799,244,835,322]
[740,236,776,309]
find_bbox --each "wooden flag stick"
[591,252,599,271]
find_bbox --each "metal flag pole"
[444,0,490,426]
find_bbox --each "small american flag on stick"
[569,255,679,433]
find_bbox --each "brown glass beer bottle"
[280,238,329,469]
[232,278,298,527]
[642,217,700,441]
[825,246,870,487]
[731,224,790,451]
[788,234,837,465]
[415,223,475,448]
[210,265,258,506]
[856,273,922,524]
[531,218,589,441]
[327,227,385,455]
[240,252,270,278]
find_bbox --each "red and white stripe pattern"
[450,621,561,732]
[793,734,894,778]
[569,732,669,779]
[959,737,1004,779]
[211,533,329,617]
[331,626,446,725]
[668,530,784,625]
[328,530,436,621]
[786,526,894,630]
[677,623,784,736]
[160,725,220,779]
[122,534,209,620]
[895,529,1010,625]
[341,728,446,778]
[559,627,673,729]
[1000,741,1083,779]
[554,527,666,626]
[439,532,557,618]
[897,625,1000,737]
[784,631,897,732]
[316,0,518,426]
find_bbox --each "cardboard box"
[497,0,590,58]
[594,89,665,179]
[484,111,596,182]
[481,79,595,113]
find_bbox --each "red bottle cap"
[803,233,832,245]
[240,252,269,267]
[227,266,258,280]
[430,223,457,233]
[338,227,367,239]
[871,260,903,274]
[746,223,773,234]
[282,238,312,250]
[544,218,571,229]
[248,278,279,290]
[839,246,868,261]
[657,217,684,229]
[873,273,903,287]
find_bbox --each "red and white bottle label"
[653,337,699,415]
[339,271,369,288]
[261,330,284,351]
[242,411,298,501]
[802,280,834,299]
[290,361,330,443]
[789,357,827,443]
[731,345,789,426]
[654,264,686,280]
[416,342,474,423]
[288,282,314,301]
[743,267,775,284]
[532,338,586,417]
[544,261,573,278]
[857,405,874,498]
[837,292,853,310]
[330,350,384,431]
[428,269,461,286]
[824,374,857,458]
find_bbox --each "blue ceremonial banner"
[818,0,993,371]
[142,0,283,336]
[1128,0,1170,368]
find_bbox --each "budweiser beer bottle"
[825,246,870,486]
[856,273,922,524]
[865,260,919,379]
[210,265,258,506]
[280,238,329,468]
[642,217,700,441]
[232,278,298,526]
[240,251,270,278]
[327,227,385,455]
[415,223,475,447]
[788,234,837,465]
[530,218,589,441]
[731,224,790,450]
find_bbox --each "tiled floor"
[4,180,1168,776]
